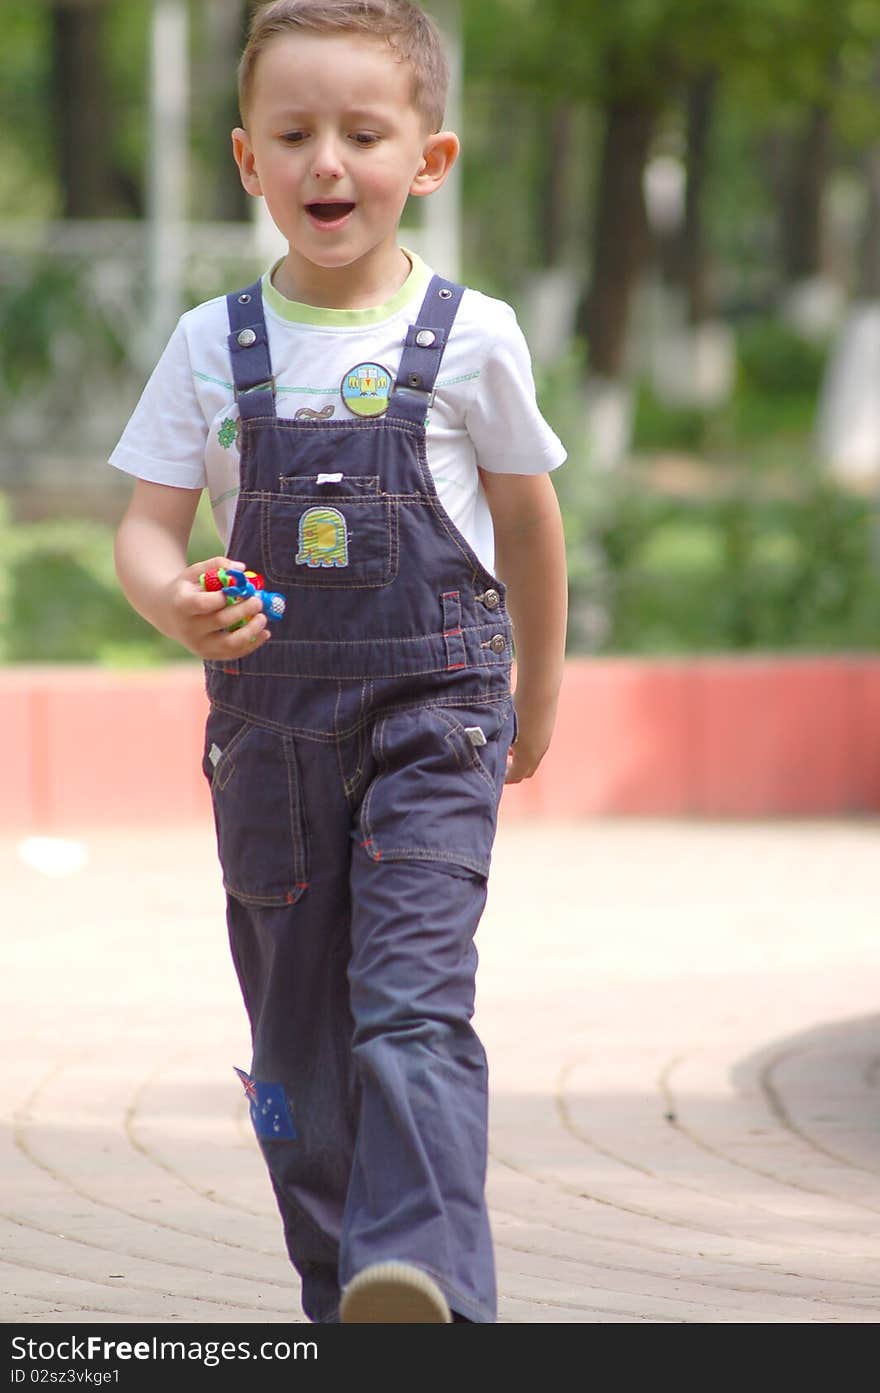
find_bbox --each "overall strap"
[388,275,465,423]
[226,280,276,421]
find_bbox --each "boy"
[112,0,567,1324]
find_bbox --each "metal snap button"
[482,588,500,609]
[237,292,252,304]
[407,372,422,388]
[438,287,453,299]
[489,634,506,653]
[237,328,257,347]
[415,329,436,347]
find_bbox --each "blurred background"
[6,8,880,1326]
[2,0,880,666]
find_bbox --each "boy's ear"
[232,127,262,197]
[410,131,460,198]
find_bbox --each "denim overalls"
[202,274,514,1324]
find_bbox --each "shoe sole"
[340,1261,452,1323]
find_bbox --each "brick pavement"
[3,814,880,1323]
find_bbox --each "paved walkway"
[3,815,880,1324]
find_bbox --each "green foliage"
[632,388,712,454]
[632,379,819,459]
[0,259,127,396]
[632,316,829,459]
[0,2,56,218]
[1,1,878,669]
[465,0,880,111]
[736,319,828,397]
[541,336,880,657]
[0,500,174,666]
[571,475,880,655]
[3,455,878,666]
[0,492,221,667]
[0,252,262,418]
[464,0,746,103]
[0,0,154,220]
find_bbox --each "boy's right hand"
[167,557,273,659]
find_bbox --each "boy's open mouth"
[306,202,355,223]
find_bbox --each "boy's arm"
[114,478,272,659]
[479,469,568,783]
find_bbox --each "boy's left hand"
[504,700,557,784]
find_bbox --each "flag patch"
[234,1067,297,1140]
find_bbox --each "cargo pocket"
[204,708,308,906]
[359,699,514,878]
[435,704,513,796]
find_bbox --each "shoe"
[340,1261,452,1323]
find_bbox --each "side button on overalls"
[202,275,515,1323]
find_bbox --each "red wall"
[3,656,879,832]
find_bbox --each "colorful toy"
[199,567,287,630]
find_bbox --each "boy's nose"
[311,139,344,181]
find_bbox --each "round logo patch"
[340,362,392,418]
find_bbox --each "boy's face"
[232,32,456,290]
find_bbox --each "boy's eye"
[280,131,307,144]
[351,132,380,146]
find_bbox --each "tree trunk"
[578,95,655,378]
[778,103,832,284]
[51,0,114,218]
[193,0,251,221]
[860,144,880,297]
[539,100,574,268]
[675,69,717,324]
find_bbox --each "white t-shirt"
[109,250,566,573]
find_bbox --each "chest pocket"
[263,479,398,588]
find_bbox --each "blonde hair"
[238,0,449,131]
